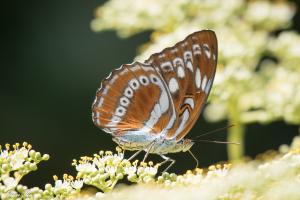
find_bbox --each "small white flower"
[71,180,83,190]
[10,148,28,170]
[7,190,19,198]
[3,177,18,189]
[105,166,117,176]
[124,166,137,175]
[76,163,97,173]
[143,167,157,176]
[0,150,8,159]
[113,153,124,162]
[54,179,71,190]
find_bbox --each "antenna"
[192,139,240,145]
[192,124,235,140]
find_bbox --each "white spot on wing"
[158,53,166,58]
[96,119,101,125]
[201,75,207,91]
[161,61,173,72]
[97,97,104,108]
[129,79,140,90]
[150,74,159,84]
[115,106,126,117]
[203,43,211,59]
[144,104,162,132]
[173,57,184,67]
[120,97,130,107]
[192,44,201,55]
[107,115,121,128]
[195,68,201,88]
[205,79,212,94]
[181,41,188,47]
[186,61,193,72]
[155,76,169,113]
[109,74,118,84]
[102,86,109,95]
[154,104,162,118]
[119,67,128,76]
[171,48,178,53]
[177,66,185,78]
[141,66,155,71]
[159,88,169,113]
[95,112,100,120]
[168,78,179,94]
[184,51,193,63]
[111,116,121,123]
[124,87,133,98]
[174,109,189,137]
[184,98,195,109]
[139,76,150,86]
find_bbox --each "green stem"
[227,100,245,161]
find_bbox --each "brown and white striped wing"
[92,30,217,143]
[92,62,175,136]
[145,30,218,141]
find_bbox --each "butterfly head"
[164,139,194,153]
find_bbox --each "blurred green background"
[1,0,300,187]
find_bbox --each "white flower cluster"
[73,147,159,193]
[94,151,300,200]
[0,143,84,199]
[2,141,300,199]
[0,142,49,199]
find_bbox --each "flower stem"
[227,100,245,161]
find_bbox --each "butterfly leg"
[188,149,199,169]
[159,154,176,173]
[128,141,156,162]
[128,150,143,161]
[142,141,156,162]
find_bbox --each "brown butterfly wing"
[92,62,175,136]
[92,30,218,142]
[145,30,218,141]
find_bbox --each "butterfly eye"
[120,97,130,107]
[139,76,149,86]
[129,79,140,90]
[124,87,133,98]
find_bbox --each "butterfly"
[92,30,218,170]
